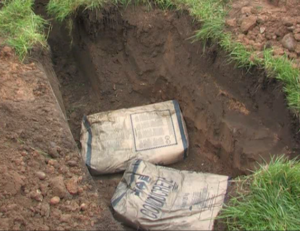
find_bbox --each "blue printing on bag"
[83,115,92,167]
[172,100,188,159]
[111,159,142,207]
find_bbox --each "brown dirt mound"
[47,5,300,229]
[225,0,300,67]
[0,47,122,230]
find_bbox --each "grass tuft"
[47,0,108,22]
[47,0,176,22]
[0,0,47,60]
[221,156,300,230]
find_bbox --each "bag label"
[130,110,178,151]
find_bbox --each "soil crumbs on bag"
[0,46,122,230]
[225,0,300,67]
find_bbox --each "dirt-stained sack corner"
[80,100,189,175]
[111,160,229,230]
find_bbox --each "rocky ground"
[225,0,300,68]
[0,46,121,230]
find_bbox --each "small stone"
[80,203,88,211]
[272,35,277,40]
[294,34,300,41]
[50,196,60,205]
[226,18,237,27]
[241,15,257,33]
[260,26,266,34]
[67,161,77,167]
[48,148,58,159]
[281,33,297,51]
[65,178,78,195]
[30,189,43,202]
[36,171,46,180]
[50,176,68,198]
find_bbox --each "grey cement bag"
[111,160,229,230]
[80,100,189,175]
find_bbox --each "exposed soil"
[225,0,300,68]
[0,47,122,230]
[47,5,300,229]
[1,3,300,231]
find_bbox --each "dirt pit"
[48,5,299,228]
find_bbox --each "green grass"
[221,156,300,230]
[47,0,175,22]
[47,0,108,22]
[0,0,47,60]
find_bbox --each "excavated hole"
[47,5,299,226]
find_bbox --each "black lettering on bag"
[140,209,158,219]
[146,195,164,207]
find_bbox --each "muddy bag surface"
[80,100,188,175]
[111,160,229,230]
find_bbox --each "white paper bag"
[80,100,189,175]
[111,160,228,230]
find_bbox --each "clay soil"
[225,0,300,68]
[1,3,300,231]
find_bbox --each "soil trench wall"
[48,6,300,177]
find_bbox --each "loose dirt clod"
[241,15,257,33]
[50,176,68,198]
[282,33,297,51]
[65,178,78,195]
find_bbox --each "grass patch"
[47,0,176,22]
[47,0,108,22]
[0,0,47,60]
[221,156,300,230]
